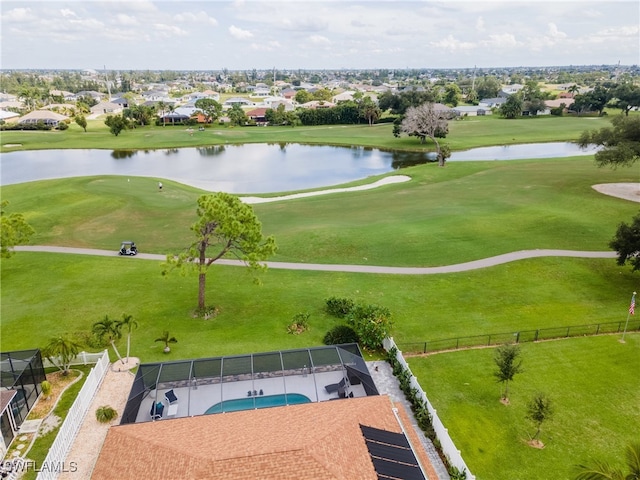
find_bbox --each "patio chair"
[150,401,164,420]
[324,378,347,394]
[165,389,178,404]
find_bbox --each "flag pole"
[621,291,636,343]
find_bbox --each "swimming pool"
[205,393,312,414]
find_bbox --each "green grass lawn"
[407,335,640,480]
[2,117,639,476]
[1,252,637,363]
[0,114,611,153]
[2,157,637,266]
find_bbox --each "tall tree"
[399,103,451,166]
[92,315,124,362]
[567,84,580,97]
[611,83,640,116]
[42,335,82,376]
[163,193,276,311]
[360,97,381,126]
[526,393,553,445]
[493,344,523,403]
[499,94,524,119]
[117,313,138,363]
[475,76,502,100]
[608,212,640,271]
[444,84,461,107]
[575,443,640,480]
[0,200,35,258]
[577,115,640,167]
[195,98,222,124]
[75,114,87,132]
[227,104,248,126]
[104,114,128,136]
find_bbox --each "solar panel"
[361,425,411,448]
[371,458,425,480]
[366,442,417,465]
[360,425,426,480]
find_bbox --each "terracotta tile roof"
[91,395,411,480]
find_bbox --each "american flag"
[630,293,636,316]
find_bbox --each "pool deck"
[136,369,365,423]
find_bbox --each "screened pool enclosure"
[121,344,379,424]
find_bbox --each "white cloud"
[309,34,330,46]
[476,16,485,32]
[250,40,282,51]
[175,11,218,26]
[481,33,520,48]
[60,9,77,18]
[3,7,35,22]
[279,17,327,32]
[583,8,602,18]
[116,14,139,26]
[547,22,567,39]
[430,35,475,52]
[229,25,253,39]
[154,24,188,38]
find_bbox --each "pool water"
[205,393,312,414]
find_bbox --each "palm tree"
[155,331,177,353]
[117,313,138,363]
[42,335,82,376]
[568,84,580,98]
[576,443,640,480]
[157,101,167,126]
[92,315,124,363]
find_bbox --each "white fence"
[383,337,476,480]
[43,351,107,369]
[35,350,110,480]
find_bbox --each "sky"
[1,0,638,71]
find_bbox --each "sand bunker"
[242,175,411,204]
[592,183,640,203]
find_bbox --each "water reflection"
[1,142,596,194]
[111,150,137,159]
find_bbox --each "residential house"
[223,97,254,108]
[91,345,433,480]
[452,105,491,116]
[478,97,507,109]
[90,101,123,116]
[76,90,104,102]
[0,110,20,122]
[499,84,524,96]
[300,100,335,109]
[245,107,268,125]
[18,110,69,126]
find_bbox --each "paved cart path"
[16,246,616,274]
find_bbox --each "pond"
[0,142,597,194]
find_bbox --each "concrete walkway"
[368,361,450,480]
[57,368,135,480]
[16,246,616,275]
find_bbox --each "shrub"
[287,312,310,334]
[95,405,118,423]
[347,304,392,350]
[323,325,359,345]
[41,380,52,400]
[57,122,69,130]
[325,297,355,317]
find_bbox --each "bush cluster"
[0,122,52,131]
[325,297,355,317]
[324,297,392,350]
[286,312,310,334]
[347,304,392,351]
[323,325,359,345]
